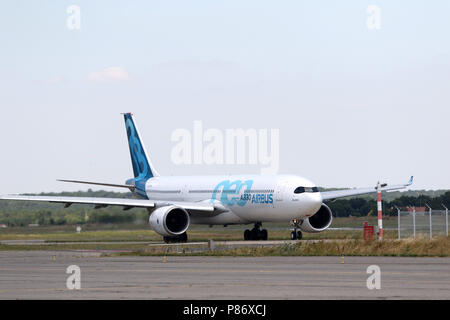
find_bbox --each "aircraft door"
[275,181,288,202]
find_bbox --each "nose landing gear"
[290,219,303,240]
[244,222,268,241]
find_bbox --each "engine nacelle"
[299,203,333,233]
[149,205,190,237]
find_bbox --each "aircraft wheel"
[251,228,259,240]
[296,231,303,240]
[163,234,187,243]
[290,231,297,240]
[261,229,268,241]
[244,229,251,240]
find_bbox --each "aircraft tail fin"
[123,113,159,180]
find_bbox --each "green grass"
[1,220,447,256]
[109,236,450,258]
[0,226,399,242]
[0,243,151,251]
[0,229,160,242]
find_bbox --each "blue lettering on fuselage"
[211,179,273,206]
[250,193,273,204]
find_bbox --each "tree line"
[0,189,449,226]
[328,191,450,217]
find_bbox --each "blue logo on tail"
[124,114,153,180]
[123,113,155,198]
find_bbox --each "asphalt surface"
[1,250,449,299]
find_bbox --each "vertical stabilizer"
[123,113,159,181]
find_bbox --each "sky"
[0,0,449,194]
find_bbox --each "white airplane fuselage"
[144,174,323,225]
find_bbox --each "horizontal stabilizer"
[58,179,135,192]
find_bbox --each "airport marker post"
[425,203,432,239]
[442,204,448,237]
[376,182,383,241]
[394,205,401,240]
[408,205,417,239]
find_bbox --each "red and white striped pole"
[376,181,383,240]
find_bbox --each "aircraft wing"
[320,176,413,201]
[0,195,215,212]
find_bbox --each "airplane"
[0,113,413,243]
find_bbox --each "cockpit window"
[294,186,319,194]
[294,187,305,194]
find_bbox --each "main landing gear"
[290,219,303,240]
[163,232,188,243]
[244,222,268,241]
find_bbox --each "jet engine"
[149,205,190,236]
[299,203,333,233]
